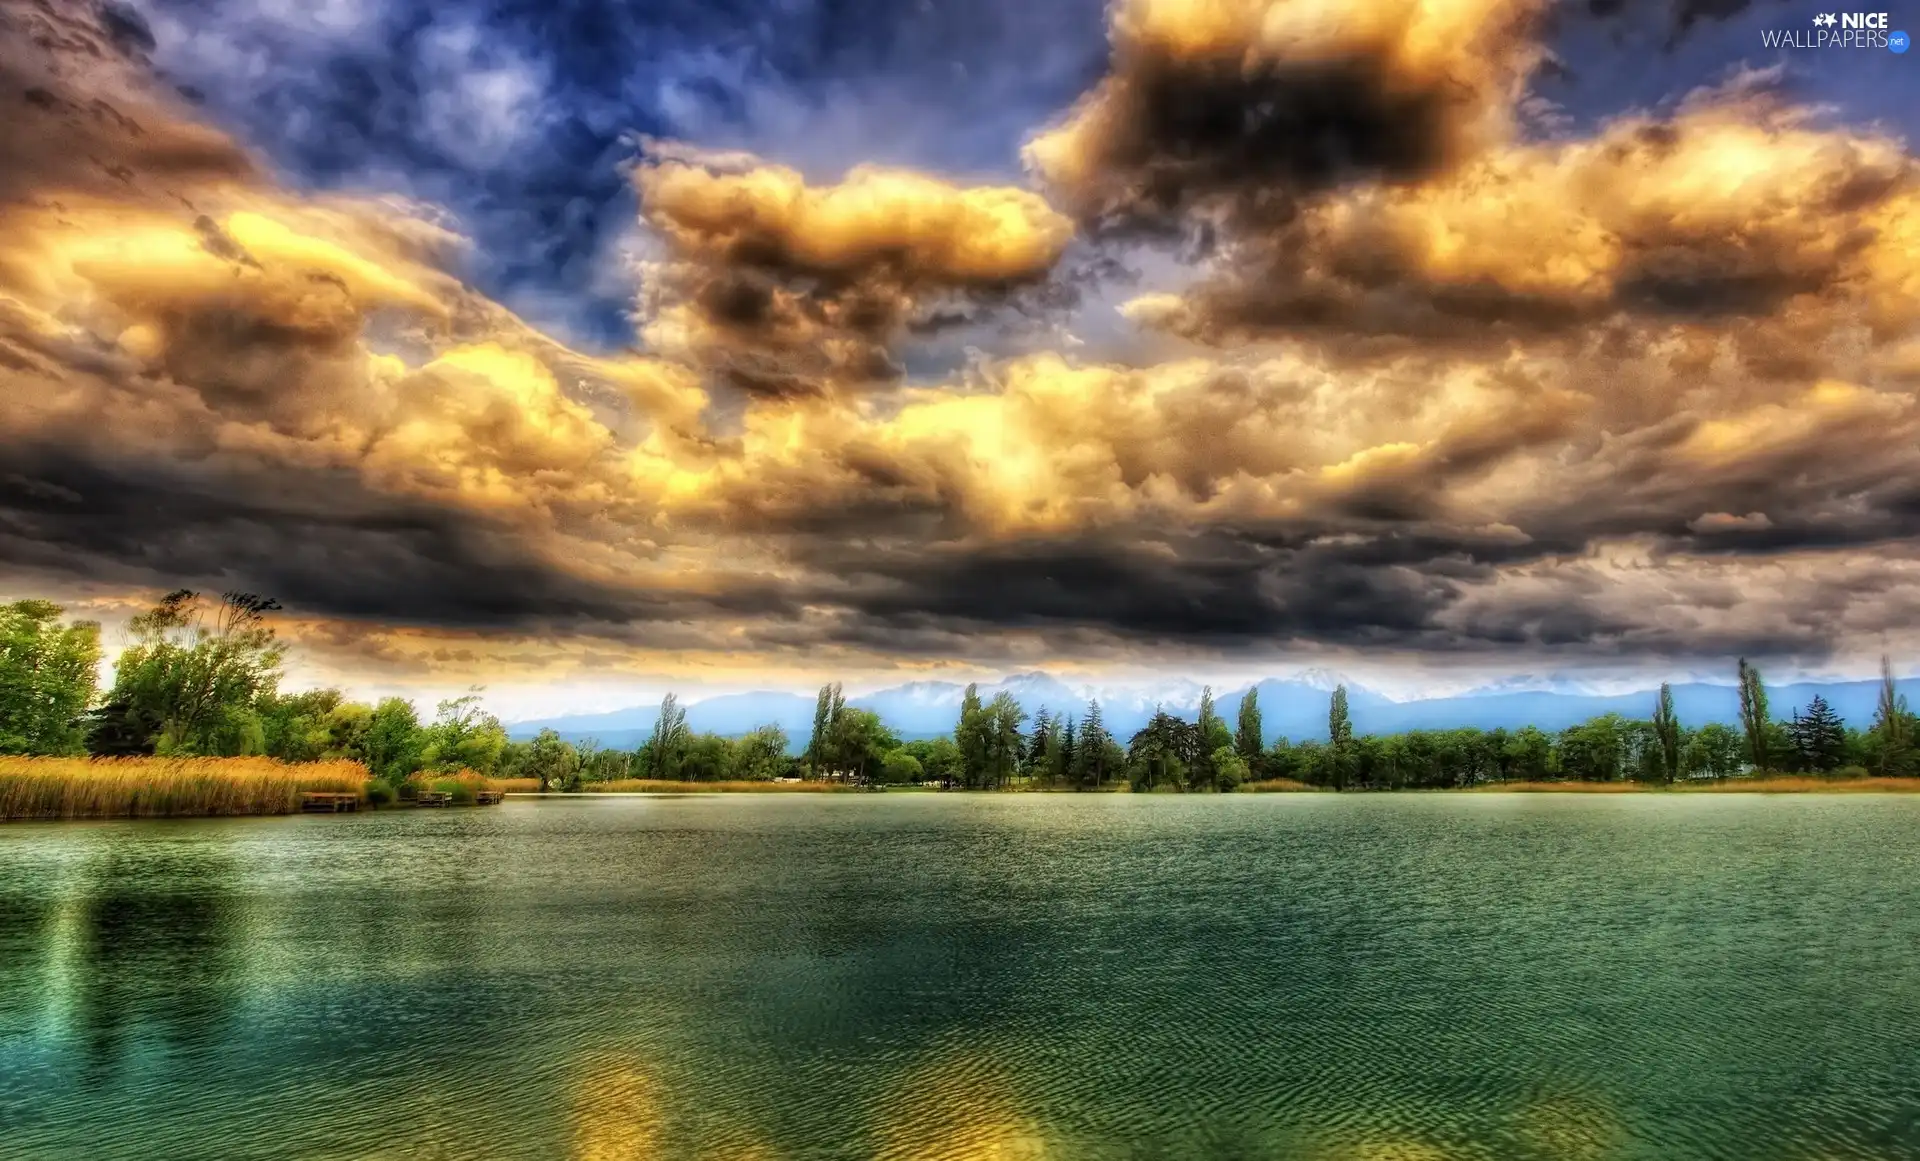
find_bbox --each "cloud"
[633,143,1076,396]
[5,0,1920,693]
[1128,92,1920,351]
[1024,0,1548,239]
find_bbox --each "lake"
[2,793,1918,1160]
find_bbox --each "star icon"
[1813,12,1838,26]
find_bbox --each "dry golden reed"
[0,756,370,820]
[1480,777,1920,794]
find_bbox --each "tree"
[1193,686,1231,790]
[1326,686,1355,789]
[1736,658,1771,773]
[1558,714,1626,782]
[1328,686,1353,747]
[0,599,101,755]
[647,693,691,779]
[955,683,989,789]
[1128,710,1200,791]
[1650,682,1681,784]
[1787,695,1847,773]
[1872,654,1912,777]
[422,692,508,774]
[527,728,577,792]
[1234,687,1263,769]
[825,707,899,783]
[806,683,839,778]
[1682,722,1744,780]
[1211,745,1249,791]
[902,735,963,788]
[879,749,924,785]
[362,697,425,782]
[984,692,1027,789]
[729,725,789,781]
[90,590,286,756]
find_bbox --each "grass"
[1240,778,1319,793]
[0,756,370,820]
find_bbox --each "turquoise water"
[2,793,1918,1160]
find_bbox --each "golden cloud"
[3,0,1920,682]
[635,145,1075,397]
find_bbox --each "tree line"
[3,593,1916,793]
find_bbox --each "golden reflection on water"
[568,1051,778,1161]
[1511,1093,1622,1161]
[570,1053,666,1161]
[869,1049,1049,1161]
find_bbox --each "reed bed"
[1240,778,1318,793]
[1475,777,1920,793]
[0,756,371,820]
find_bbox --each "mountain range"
[505,670,1920,751]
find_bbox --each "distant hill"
[508,671,1920,751]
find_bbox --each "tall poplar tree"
[1651,682,1680,784]
[1234,687,1263,763]
[1873,654,1911,777]
[1736,659,1770,772]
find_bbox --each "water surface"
[2,794,1918,1160]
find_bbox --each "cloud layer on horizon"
[3,0,1920,695]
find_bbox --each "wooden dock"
[475,790,504,805]
[415,791,453,807]
[299,792,361,813]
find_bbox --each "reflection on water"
[1,796,1918,1160]
[570,1053,665,1161]
[72,845,243,1072]
[870,1051,1048,1161]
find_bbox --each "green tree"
[955,683,989,789]
[1192,686,1231,791]
[1650,682,1681,784]
[806,683,839,778]
[1557,714,1627,781]
[826,707,900,783]
[647,692,691,779]
[1211,745,1249,791]
[1328,685,1353,747]
[879,748,925,785]
[362,697,425,782]
[422,693,508,774]
[527,728,578,792]
[984,692,1027,789]
[902,735,963,787]
[1682,722,1743,779]
[1127,710,1199,791]
[729,724,789,781]
[1787,694,1847,773]
[90,590,286,756]
[0,599,101,755]
[1736,658,1771,773]
[1872,655,1912,777]
[261,688,348,762]
[1234,687,1263,770]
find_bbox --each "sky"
[4,0,1920,717]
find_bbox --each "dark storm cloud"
[5,0,1920,681]
[1024,0,1546,242]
